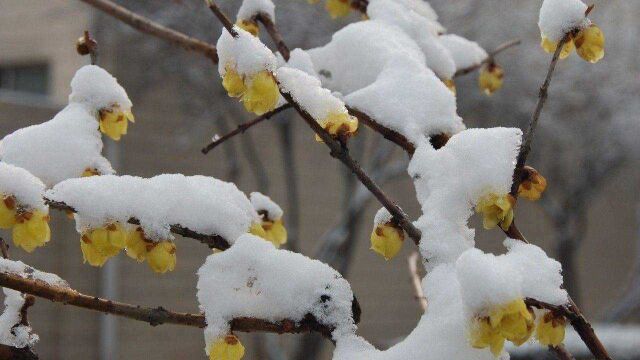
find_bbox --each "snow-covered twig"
[79,0,218,62]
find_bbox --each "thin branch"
[79,0,219,62]
[454,39,522,78]
[255,14,290,61]
[202,104,291,154]
[45,199,230,250]
[204,0,238,36]
[408,252,427,311]
[0,271,336,337]
[347,107,416,155]
[510,34,569,195]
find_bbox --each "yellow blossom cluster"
[98,105,135,141]
[370,220,404,261]
[222,65,280,116]
[81,224,176,273]
[470,300,566,356]
[0,194,50,253]
[315,111,359,142]
[208,334,245,360]
[249,214,288,248]
[541,24,605,63]
[475,193,515,231]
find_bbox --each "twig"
[76,31,99,65]
[0,272,337,337]
[408,252,427,311]
[204,0,238,37]
[79,0,219,62]
[45,199,230,250]
[454,39,521,78]
[255,14,290,61]
[347,107,416,155]
[510,34,569,195]
[202,104,291,154]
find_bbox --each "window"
[0,63,49,95]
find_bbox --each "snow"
[237,0,275,21]
[68,65,132,113]
[197,234,356,351]
[217,27,277,77]
[539,0,590,42]
[439,34,488,71]
[373,208,392,226]
[367,0,455,79]
[0,65,127,187]
[0,289,38,348]
[345,56,464,144]
[0,163,47,211]
[276,67,347,122]
[46,174,259,242]
[0,258,68,287]
[250,192,283,220]
[408,128,522,265]
[278,48,318,79]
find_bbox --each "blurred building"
[0,1,638,359]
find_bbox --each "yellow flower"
[470,318,506,357]
[325,0,351,19]
[518,166,547,201]
[82,167,100,177]
[470,299,534,356]
[0,195,17,229]
[146,241,176,273]
[478,63,504,96]
[208,335,245,360]
[370,221,404,261]
[236,20,259,37]
[249,222,267,238]
[80,223,127,267]
[315,111,358,142]
[241,71,280,115]
[12,210,50,253]
[443,78,456,95]
[475,193,515,231]
[125,227,150,262]
[222,65,247,98]
[536,312,566,346]
[99,106,135,141]
[261,219,288,248]
[574,24,605,63]
[541,36,575,60]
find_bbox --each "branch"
[79,0,219,62]
[255,14,290,61]
[0,271,337,337]
[347,107,416,155]
[408,252,427,311]
[44,199,231,250]
[453,39,521,78]
[202,104,291,154]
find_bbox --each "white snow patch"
[539,0,590,42]
[0,163,47,211]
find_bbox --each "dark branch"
[255,13,290,61]
[454,39,521,78]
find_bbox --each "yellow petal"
[478,64,504,96]
[0,195,17,229]
[222,66,247,98]
[209,335,245,360]
[325,0,351,19]
[575,24,605,63]
[241,71,279,115]
[125,227,149,262]
[12,211,50,253]
[370,222,404,260]
[235,20,260,36]
[146,241,176,274]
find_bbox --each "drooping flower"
[541,36,575,59]
[536,311,566,346]
[315,111,358,142]
[518,166,548,201]
[99,105,135,141]
[235,19,260,37]
[222,65,247,98]
[0,195,17,229]
[574,24,605,63]
[476,193,515,231]
[80,223,127,267]
[249,222,268,238]
[241,71,280,116]
[325,0,351,19]
[146,240,177,274]
[470,318,506,356]
[82,167,100,177]
[370,221,405,261]
[208,334,245,360]
[478,63,504,96]
[470,299,535,357]
[12,210,50,253]
[125,227,150,262]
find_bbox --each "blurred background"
[0,0,639,359]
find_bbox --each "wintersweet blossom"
[518,166,548,201]
[476,193,515,231]
[574,24,605,63]
[536,311,566,346]
[81,223,127,266]
[13,210,50,253]
[235,19,259,37]
[470,299,535,356]
[99,105,135,141]
[82,168,100,177]
[208,335,245,360]
[541,36,575,59]
[370,221,404,260]
[478,63,505,96]
[315,111,359,142]
[325,0,351,19]
[146,241,177,274]
[125,227,150,262]
[0,195,17,229]
[240,71,280,116]
[222,65,247,98]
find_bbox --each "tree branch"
[0,271,337,337]
[255,14,290,61]
[454,39,521,78]
[44,199,230,250]
[79,0,219,62]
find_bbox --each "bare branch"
[256,14,291,61]
[454,39,522,78]
[79,0,218,62]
